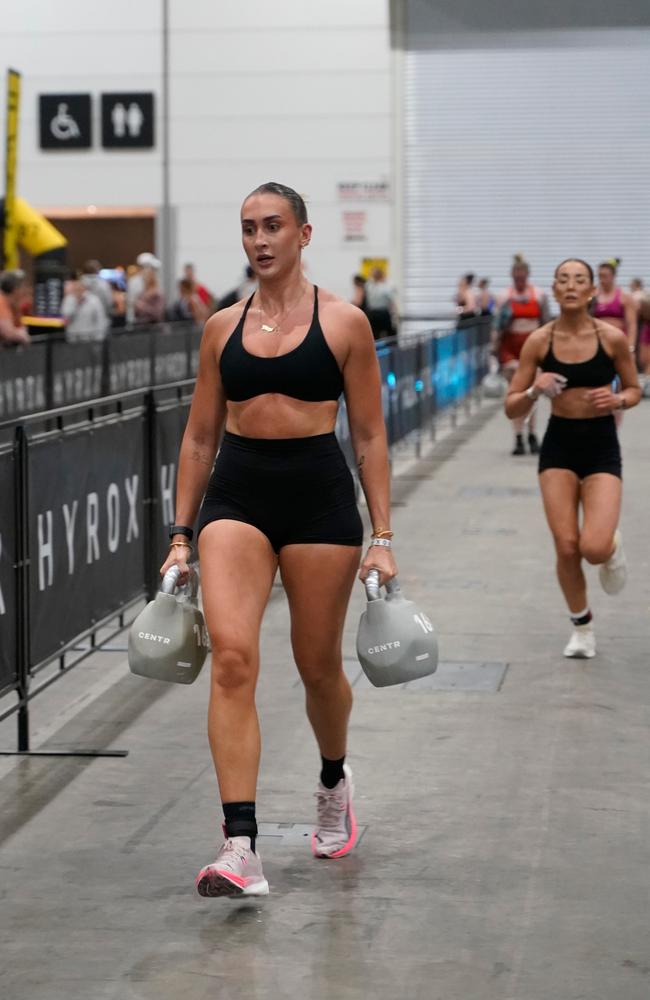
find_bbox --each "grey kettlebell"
[128,565,209,684]
[356,570,438,687]
[481,370,508,399]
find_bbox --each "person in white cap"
[126,252,161,324]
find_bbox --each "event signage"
[0,438,17,694]
[101,92,155,149]
[27,414,146,667]
[39,93,92,149]
[3,69,21,269]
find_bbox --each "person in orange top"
[495,254,549,455]
[0,272,30,346]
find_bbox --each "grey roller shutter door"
[401,3,650,321]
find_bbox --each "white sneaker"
[599,530,627,595]
[563,626,596,659]
[195,836,269,898]
[312,764,358,859]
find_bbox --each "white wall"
[2,1,393,299]
[3,0,163,205]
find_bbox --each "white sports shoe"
[599,530,627,596]
[312,764,358,859]
[563,626,596,659]
[196,836,269,898]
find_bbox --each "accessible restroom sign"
[38,92,155,150]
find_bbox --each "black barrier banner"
[153,326,190,385]
[0,436,17,695]
[51,341,104,407]
[27,411,146,668]
[395,342,422,440]
[150,391,192,586]
[106,331,153,394]
[0,343,48,419]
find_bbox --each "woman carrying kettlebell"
[160,182,396,897]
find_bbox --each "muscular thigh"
[580,474,621,545]
[279,544,361,675]
[199,520,277,668]
[539,469,580,548]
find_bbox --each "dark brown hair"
[554,258,594,284]
[246,182,308,225]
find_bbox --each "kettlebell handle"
[161,564,199,601]
[364,568,401,601]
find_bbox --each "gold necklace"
[257,286,307,334]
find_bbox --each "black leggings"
[197,431,364,553]
[538,415,622,480]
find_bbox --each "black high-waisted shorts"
[538,415,622,480]
[197,431,364,552]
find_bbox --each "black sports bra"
[219,286,344,403]
[540,322,617,390]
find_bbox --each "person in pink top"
[593,259,637,350]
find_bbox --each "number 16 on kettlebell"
[356,570,438,687]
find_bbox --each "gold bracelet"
[169,541,192,551]
[372,527,394,539]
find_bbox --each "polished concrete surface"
[1,397,649,1000]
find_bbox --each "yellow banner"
[14,197,67,256]
[4,68,21,270]
[360,257,389,280]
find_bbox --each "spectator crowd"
[3,250,650,396]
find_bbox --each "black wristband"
[169,524,194,541]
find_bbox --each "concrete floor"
[1,398,649,1000]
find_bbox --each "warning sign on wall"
[342,211,367,243]
[337,181,390,202]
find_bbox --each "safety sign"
[101,92,155,149]
[39,94,92,149]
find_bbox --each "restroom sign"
[39,94,92,149]
[101,92,155,148]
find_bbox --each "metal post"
[15,425,30,752]
[160,0,173,299]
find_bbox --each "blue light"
[415,379,424,392]
[387,372,397,388]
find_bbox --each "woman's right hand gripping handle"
[535,372,568,399]
[159,540,192,587]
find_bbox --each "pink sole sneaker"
[195,835,269,898]
[195,867,269,898]
[312,764,359,859]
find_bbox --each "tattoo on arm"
[357,454,365,482]
[189,448,213,467]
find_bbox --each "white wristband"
[370,537,392,549]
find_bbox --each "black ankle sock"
[570,609,593,627]
[223,801,257,851]
[320,755,345,789]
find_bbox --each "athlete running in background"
[593,258,638,351]
[495,254,550,455]
[506,258,640,659]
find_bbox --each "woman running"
[495,254,550,455]
[454,272,478,318]
[506,258,640,659]
[160,182,396,898]
[593,259,638,349]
